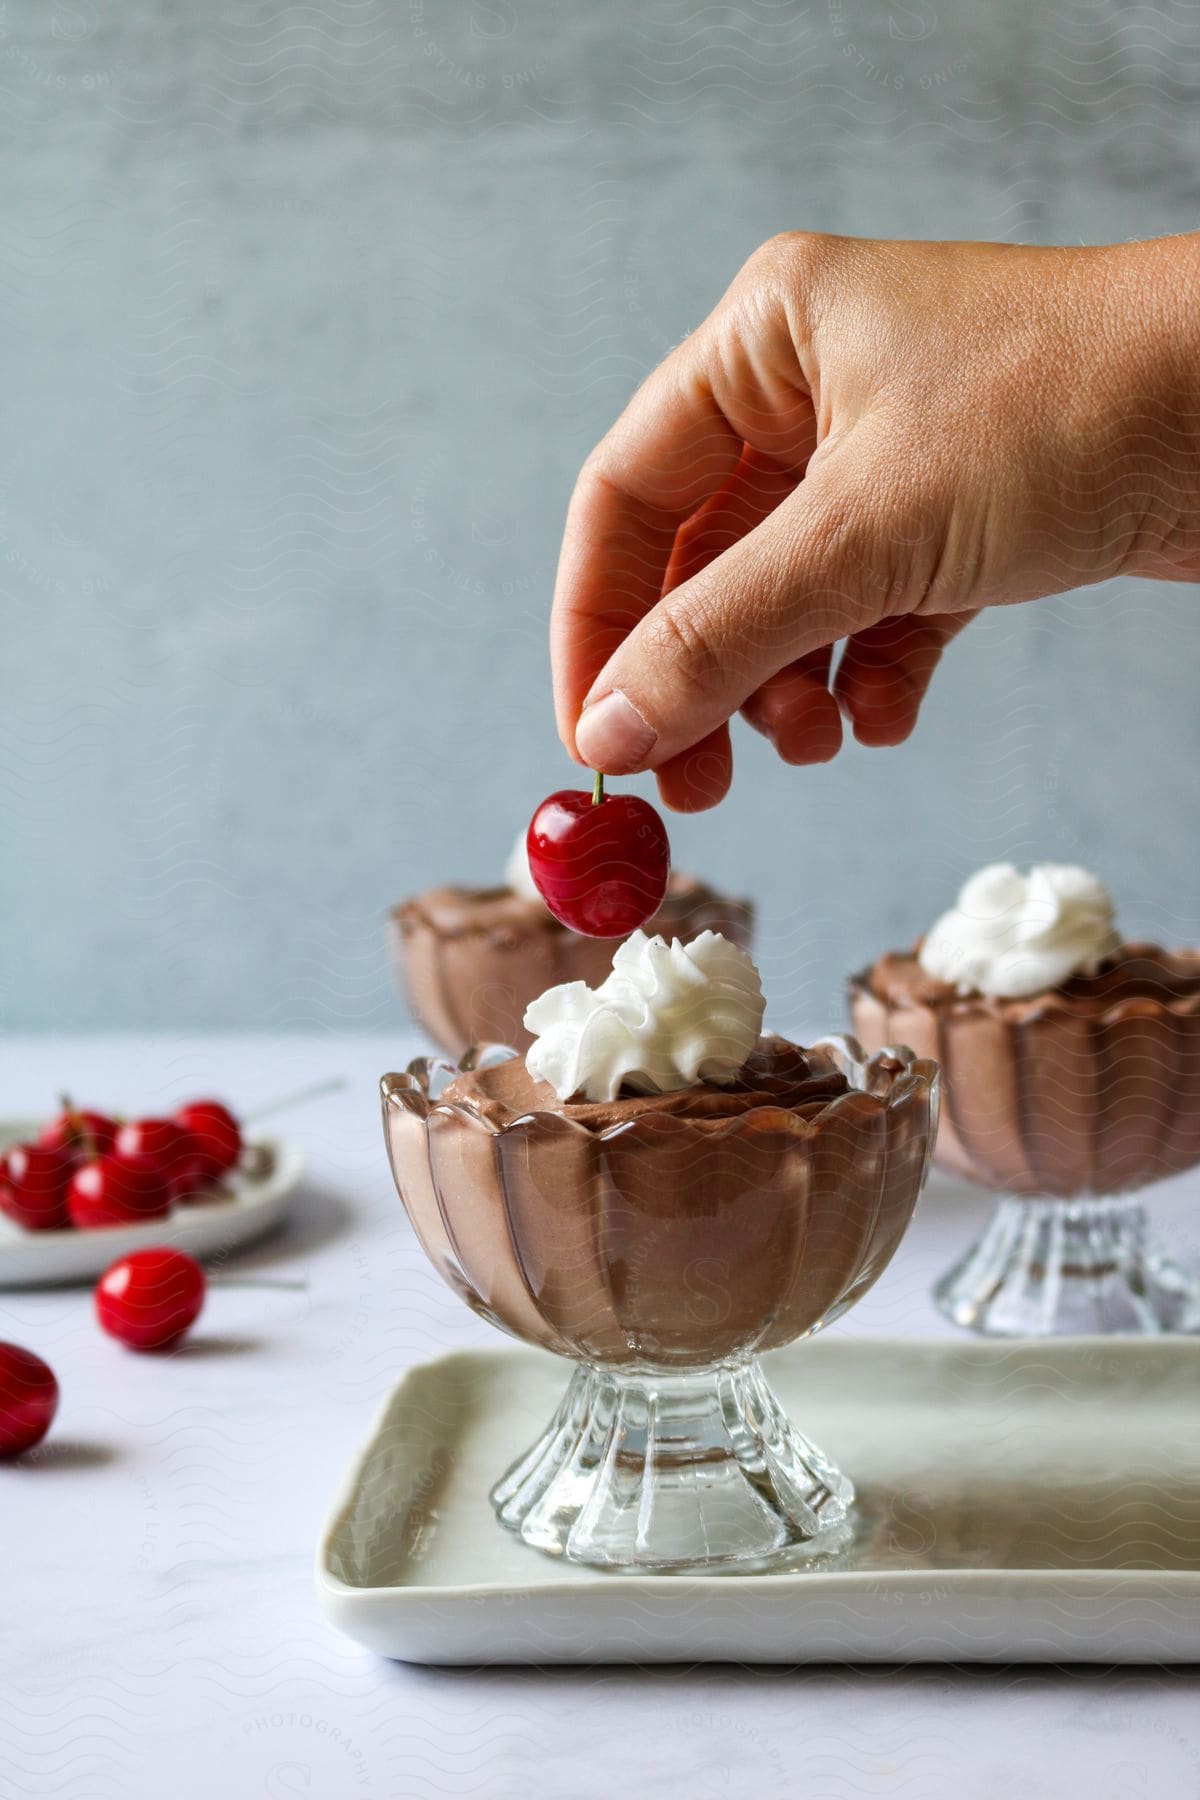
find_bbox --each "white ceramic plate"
[0,1118,304,1288]
[317,1336,1200,1665]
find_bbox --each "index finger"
[550,354,742,758]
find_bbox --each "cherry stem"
[243,1077,347,1125]
[592,770,604,806]
[59,1092,97,1163]
[209,1276,308,1292]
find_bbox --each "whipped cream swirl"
[524,929,766,1102]
[918,863,1121,999]
[505,828,546,906]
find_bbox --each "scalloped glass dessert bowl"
[380,1037,938,1572]
[850,945,1200,1337]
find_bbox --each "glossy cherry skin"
[0,1344,59,1456]
[526,788,670,938]
[37,1108,118,1163]
[68,1152,172,1229]
[95,1248,206,1351]
[114,1120,207,1203]
[0,1142,74,1232]
[173,1101,241,1179]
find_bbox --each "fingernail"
[575,689,658,774]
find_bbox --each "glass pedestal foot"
[490,1358,853,1571]
[935,1194,1200,1336]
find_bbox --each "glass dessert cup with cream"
[850,865,1200,1338]
[380,1019,937,1572]
[391,875,753,1059]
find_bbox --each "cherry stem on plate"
[58,1092,97,1162]
[209,1276,308,1292]
[242,1076,347,1125]
[592,769,604,806]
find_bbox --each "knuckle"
[577,439,617,494]
[787,490,879,630]
[643,601,726,703]
[729,232,839,349]
[745,230,831,291]
[807,489,865,561]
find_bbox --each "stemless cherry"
[115,1119,207,1203]
[68,1152,172,1229]
[0,1143,74,1232]
[0,1344,59,1456]
[526,778,670,938]
[37,1106,117,1163]
[95,1248,206,1351]
[173,1101,241,1179]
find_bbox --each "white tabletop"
[3,1033,1198,1799]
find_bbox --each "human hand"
[551,232,1200,810]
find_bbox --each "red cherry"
[95,1248,206,1351]
[526,783,670,938]
[114,1120,207,1203]
[37,1107,117,1163]
[173,1101,241,1178]
[0,1142,73,1231]
[68,1152,172,1229]
[0,1344,58,1456]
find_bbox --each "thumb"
[573,464,878,775]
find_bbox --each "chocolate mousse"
[862,942,1200,1017]
[391,873,754,1058]
[851,937,1200,1197]
[441,1034,851,1129]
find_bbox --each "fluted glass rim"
[847,944,1200,1028]
[381,1032,938,1145]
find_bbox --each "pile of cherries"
[0,1098,242,1233]
[0,1096,244,1458]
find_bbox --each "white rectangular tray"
[317,1337,1200,1664]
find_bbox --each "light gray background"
[3,0,1198,1030]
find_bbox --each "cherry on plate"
[0,1142,74,1232]
[68,1152,172,1229]
[115,1119,207,1204]
[95,1248,206,1351]
[37,1107,118,1163]
[173,1101,241,1179]
[0,1344,59,1457]
[527,782,670,938]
